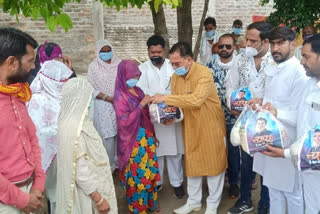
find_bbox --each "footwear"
[204,207,217,214]
[173,203,202,214]
[257,205,269,214]
[227,199,253,214]
[156,184,163,192]
[229,184,240,199]
[173,185,185,198]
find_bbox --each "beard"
[7,63,30,84]
[218,51,233,58]
[272,51,290,63]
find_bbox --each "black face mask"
[150,56,163,65]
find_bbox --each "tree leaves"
[0,0,181,32]
[260,0,320,31]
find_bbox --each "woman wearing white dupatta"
[27,59,73,214]
[88,40,121,172]
[56,77,117,214]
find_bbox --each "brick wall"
[0,0,274,73]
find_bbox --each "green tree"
[260,0,320,30]
[0,0,180,32]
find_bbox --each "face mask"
[175,66,189,76]
[99,52,113,61]
[212,54,218,60]
[205,30,215,38]
[303,34,314,41]
[232,27,242,35]
[150,56,163,65]
[126,79,138,88]
[245,42,263,57]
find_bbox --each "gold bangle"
[96,196,104,206]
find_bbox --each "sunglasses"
[218,44,232,50]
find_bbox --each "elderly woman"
[56,77,117,214]
[88,40,120,172]
[114,60,161,214]
[27,42,74,214]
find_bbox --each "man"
[295,25,316,60]
[152,42,227,214]
[231,19,245,53]
[258,33,320,213]
[0,27,46,213]
[251,27,307,214]
[226,22,273,214]
[252,118,273,147]
[312,129,320,151]
[206,34,240,199]
[200,17,221,65]
[235,90,246,101]
[137,35,185,198]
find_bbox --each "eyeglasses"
[218,44,232,50]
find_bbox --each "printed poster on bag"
[149,103,183,124]
[300,125,320,170]
[230,88,252,112]
[244,111,283,154]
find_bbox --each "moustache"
[272,52,282,56]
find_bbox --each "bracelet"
[91,191,97,198]
[102,94,108,101]
[96,196,104,206]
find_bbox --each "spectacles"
[218,44,232,50]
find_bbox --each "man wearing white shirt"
[261,34,320,214]
[137,35,185,198]
[250,27,307,214]
[226,22,273,214]
[200,17,221,65]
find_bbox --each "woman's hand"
[154,136,160,147]
[97,199,110,214]
[140,95,152,107]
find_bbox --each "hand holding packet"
[149,103,184,124]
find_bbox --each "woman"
[88,40,120,172]
[114,60,161,214]
[56,77,117,214]
[27,49,74,214]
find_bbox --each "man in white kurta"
[137,35,185,198]
[262,34,320,214]
[251,27,307,214]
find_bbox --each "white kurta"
[199,31,221,65]
[253,56,307,192]
[137,59,184,156]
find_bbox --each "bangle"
[96,196,104,206]
[102,94,108,101]
[91,191,97,198]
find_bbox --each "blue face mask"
[212,54,218,60]
[99,52,113,61]
[205,30,215,38]
[126,79,138,88]
[232,27,242,35]
[175,66,188,76]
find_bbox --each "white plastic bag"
[290,125,320,171]
[149,103,184,124]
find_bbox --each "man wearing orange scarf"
[0,27,46,214]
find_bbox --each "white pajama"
[158,155,183,187]
[268,173,303,214]
[103,136,118,172]
[302,171,320,214]
[187,172,225,209]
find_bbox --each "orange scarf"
[0,82,32,102]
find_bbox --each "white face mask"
[245,42,263,58]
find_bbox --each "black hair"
[303,33,320,55]
[257,117,267,124]
[233,19,243,27]
[169,42,193,58]
[315,129,320,133]
[239,90,246,93]
[247,22,273,41]
[0,27,38,65]
[204,17,216,27]
[219,33,236,45]
[269,27,296,42]
[147,35,165,49]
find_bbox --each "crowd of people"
[0,15,319,214]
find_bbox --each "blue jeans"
[240,148,270,208]
[226,124,240,185]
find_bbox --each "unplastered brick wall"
[0,0,95,74]
[104,0,274,62]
